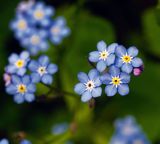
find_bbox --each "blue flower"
[10,14,31,39]
[115,45,143,74]
[20,139,32,144]
[101,66,130,96]
[28,55,58,85]
[128,134,151,144]
[6,75,36,104]
[20,29,48,55]
[5,51,30,76]
[27,2,54,27]
[49,17,70,45]
[0,139,9,144]
[89,41,118,72]
[52,123,69,135]
[74,69,102,102]
[110,135,127,144]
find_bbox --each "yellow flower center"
[37,67,47,76]
[51,26,60,35]
[85,80,95,91]
[99,50,109,61]
[34,10,44,20]
[17,84,27,94]
[30,35,40,45]
[17,20,27,30]
[15,59,24,68]
[121,55,132,63]
[111,76,121,87]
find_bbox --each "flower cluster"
[109,116,150,144]
[4,51,58,104]
[10,0,70,55]
[74,41,144,102]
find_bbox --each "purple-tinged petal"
[97,41,107,51]
[92,87,102,98]
[81,91,92,102]
[120,72,130,83]
[105,85,117,97]
[96,60,106,72]
[121,64,133,74]
[127,46,138,57]
[118,84,129,96]
[89,51,99,62]
[74,83,86,95]
[116,45,127,57]
[77,72,88,83]
[132,57,143,67]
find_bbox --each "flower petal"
[120,72,131,83]
[20,51,30,60]
[27,84,36,93]
[17,68,26,76]
[24,93,35,102]
[94,77,102,87]
[38,55,49,66]
[96,60,106,72]
[109,66,120,76]
[118,84,129,96]
[121,63,133,74]
[127,46,139,57]
[11,75,21,84]
[106,54,115,66]
[88,69,99,80]
[100,73,112,84]
[14,94,24,104]
[41,74,53,85]
[115,45,127,57]
[6,84,17,95]
[105,85,117,96]
[89,51,99,62]
[77,72,88,83]
[115,58,123,67]
[97,41,107,51]
[28,60,39,72]
[74,83,86,95]
[8,53,19,64]
[132,57,143,67]
[22,75,30,85]
[31,73,41,83]
[107,43,118,54]
[81,91,92,102]
[47,64,58,74]
[92,87,102,98]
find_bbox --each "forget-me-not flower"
[6,75,36,104]
[20,29,48,55]
[89,41,118,72]
[101,66,130,96]
[28,55,58,85]
[27,2,54,27]
[6,51,30,76]
[49,17,70,45]
[74,69,102,102]
[115,45,143,74]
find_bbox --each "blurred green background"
[0,0,160,143]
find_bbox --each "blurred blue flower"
[0,139,9,144]
[74,69,102,102]
[110,135,127,144]
[10,14,31,39]
[128,134,150,144]
[6,51,30,76]
[100,66,130,96]
[115,45,143,74]
[28,55,58,85]
[27,2,54,27]
[20,29,49,55]
[49,17,70,45]
[6,75,36,104]
[89,41,118,72]
[20,139,32,144]
[52,122,69,135]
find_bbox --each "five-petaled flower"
[28,55,58,85]
[27,2,54,27]
[89,41,118,72]
[6,51,30,76]
[49,17,70,45]
[101,66,130,96]
[115,45,143,74]
[74,69,102,102]
[6,75,36,104]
